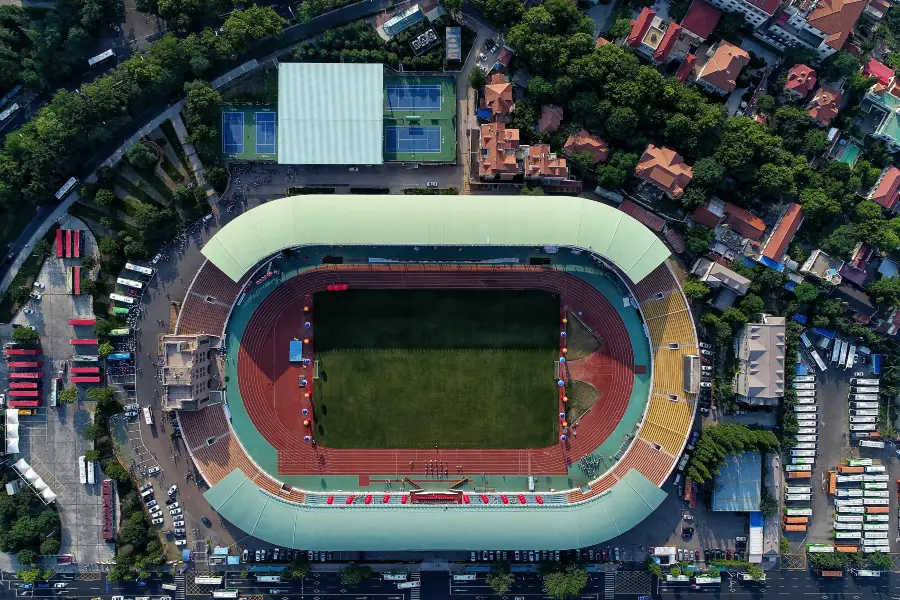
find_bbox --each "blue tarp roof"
[793,313,807,324]
[813,327,836,339]
[873,354,885,375]
[796,363,809,375]
[182,549,191,561]
[477,108,492,120]
[759,255,784,271]
[741,256,756,268]
[749,511,764,528]
[784,281,797,291]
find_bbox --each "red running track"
[237,266,636,477]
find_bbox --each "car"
[146,499,158,508]
[479,52,487,61]
[489,551,495,561]
[694,550,700,561]
[175,528,186,535]
[426,181,439,188]
[308,550,314,560]
[854,371,865,377]
[683,513,694,521]
[255,550,261,561]
[20,584,33,589]
[152,517,164,525]
[173,520,185,527]
[542,550,549,561]
[348,167,358,172]
[168,485,178,495]
[600,548,606,560]
[735,536,747,543]
[151,510,163,518]
[165,498,175,505]
[471,551,476,561]
[53,584,67,589]
[528,551,535,562]
[320,552,325,562]
[854,353,859,364]
[701,365,712,371]
[168,502,180,510]
[201,515,212,527]
[273,548,280,562]
[677,549,683,561]
[726,549,733,559]
[514,550,520,561]
[169,508,182,516]
[682,527,694,538]
[699,381,712,388]
[700,349,713,356]
[147,466,160,475]
[614,548,620,561]
[175,539,186,546]
[37,584,49,589]
[554,550,560,562]
[241,549,249,562]
[704,549,710,563]
[698,342,712,349]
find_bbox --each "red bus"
[56,229,63,258]
[73,230,80,258]
[71,376,102,384]
[9,372,42,379]
[9,382,39,389]
[68,318,96,326]
[8,399,40,408]
[65,229,71,258]
[73,266,80,295]
[8,361,42,368]
[6,348,40,356]
[70,367,100,374]
[70,339,97,345]
[8,390,40,397]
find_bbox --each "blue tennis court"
[222,112,244,154]
[386,85,441,111]
[256,112,276,154]
[385,126,442,153]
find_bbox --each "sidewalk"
[170,113,209,190]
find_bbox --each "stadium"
[173,195,698,551]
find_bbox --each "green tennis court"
[221,103,278,161]
[383,75,457,162]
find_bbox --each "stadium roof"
[205,468,667,551]
[201,195,671,284]
[277,63,384,165]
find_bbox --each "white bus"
[78,456,86,484]
[862,547,890,554]
[850,416,877,423]
[860,440,886,449]
[452,574,476,581]
[851,569,883,577]
[834,499,864,506]
[86,460,95,485]
[795,390,816,397]
[839,341,850,367]
[852,409,879,416]
[864,465,886,473]
[116,277,143,290]
[211,590,239,598]
[786,494,812,502]
[835,514,864,522]
[835,489,863,497]
[845,345,857,370]
[162,584,177,591]
[793,383,816,390]
[143,406,153,425]
[88,48,115,67]
[795,435,818,442]
[851,378,880,386]
[397,581,420,589]
[851,401,879,408]
[864,531,889,539]
[786,465,810,471]
[693,577,721,585]
[852,387,880,394]
[863,474,889,481]
[831,340,843,364]
[792,457,815,464]
[836,506,865,514]
[795,375,816,383]
[863,498,890,505]
[862,482,888,489]
[834,531,863,539]
[110,293,135,304]
[794,406,817,412]
[810,350,827,372]
[383,574,408,581]
[795,396,816,404]
[55,177,78,200]
[850,424,876,431]
[125,262,154,277]
[793,443,817,450]
[864,490,889,498]
[785,508,813,516]
[786,486,812,493]
[791,450,816,457]
[798,428,818,435]
[796,414,818,421]
[865,515,890,522]
[847,459,873,466]
[833,522,863,530]
[194,578,223,585]
[863,523,890,531]
[256,576,282,583]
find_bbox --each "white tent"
[5,409,19,454]
[13,458,28,474]
[40,488,56,503]
[23,468,39,483]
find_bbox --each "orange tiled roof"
[538,104,564,133]
[763,203,804,261]
[807,0,867,50]
[564,129,610,163]
[784,64,817,98]
[627,7,656,47]
[723,203,766,240]
[635,144,693,199]
[807,87,842,125]
[870,166,900,210]
[479,122,520,179]
[653,23,682,61]
[523,144,568,179]
[697,41,750,93]
[680,0,721,40]
[676,54,697,82]
[595,37,611,48]
[481,73,513,118]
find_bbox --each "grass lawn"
[312,289,561,449]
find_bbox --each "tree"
[340,564,373,586]
[683,278,710,301]
[102,460,129,482]
[691,157,725,189]
[669,566,682,577]
[520,185,545,196]
[543,565,589,600]
[486,561,515,596]
[17,549,37,565]
[868,551,892,570]
[685,227,714,254]
[81,256,97,271]
[85,449,101,461]
[759,487,777,518]
[444,0,464,12]
[793,282,819,303]
[595,151,638,190]
[755,94,775,114]
[33,239,51,259]
[868,277,900,305]
[803,129,830,157]
[58,387,78,405]
[183,81,222,129]
[607,16,633,40]
[80,279,97,296]
[39,538,60,556]
[17,568,43,584]
[12,327,39,345]
[714,11,749,43]
[98,236,120,257]
[98,341,114,357]
[469,66,487,89]
[476,0,525,29]
[701,312,733,346]
[823,51,860,79]
[204,165,228,194]
[722,307,748,326]
[739,294,764,320]
[93,319,114,339]
[82,423,105,440]
[125,143,158,170]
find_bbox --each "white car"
[23,308,33,314]
[479,52,487,61]
[854,371,865,377]
[348,167,358,172]
[700,349,713,356]
[52,584,66,589]
[169,508,182,516]
[175,539,186,546]
[173,520,185,527]
[168,485,178,496]
[152,517,164,525]
[168,502,180,510]
[698,342,712,349]
[146,499,158,508]
[148,466,161,475]
[150,511,163,519]
[699,382,712,388]
[426,181,438,188]
[140,482,153,492]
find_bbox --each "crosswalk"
[604,573,614,599]
[410,572,421,600]
[175,574,186,600]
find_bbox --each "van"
[141,489,153,499]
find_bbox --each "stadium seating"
[650,346,694,398]
[613,438,677,486]
[191,432,261,485]
[631,264,679,302]
[176,261,246,337]
[639,396,695,455]
[179,403,230,452]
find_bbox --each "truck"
[787,471,812,479]
[838,465,865,474]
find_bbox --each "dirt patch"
[566,379,601,422]
[565,312,601,360]
[169,302,179,333]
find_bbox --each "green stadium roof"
[201,195,671,283]
[204,468,667,551]
[277,63,384,165]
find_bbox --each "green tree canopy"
[58,387,78,405]
[12,327,39,345]
[125,143,158,170]
[683,278,710,301]
[486,561,515,596]
[685,227,714,254]
[543,565,589,600]
[868,276,900,306]
[340,564,373,586]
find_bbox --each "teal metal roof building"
[277,63,384,165]
[201,195,671,283]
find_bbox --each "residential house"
[563,129,609,163]
[863,58,894,85]
[627,8,687,63]
[860,78,900,152]
[694,199,767,240]
[807,87,842,126]
[676,54,698,82]
[761,0,867,59]
[634,144,693,199]
[839,242,876,287]
[695,41,750,94]
[867,165,900,211]
[784,64,817,100]
[494,47,514,71]
[734,315,786,406]
[479,122,521,180]
[799,248,844,284]
[537,105,564,133]
[480,73,514,121]
[863,0,889,21]
[680,0,722,43]
[760,202,804,266]
[523,144,570,183]
[830,283,878,323]
[692,257,752,309]
[595,37,611,48]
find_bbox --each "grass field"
[313,289,560,449]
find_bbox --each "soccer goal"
[313,360,320,380]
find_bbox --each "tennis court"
[385,126,442,154]
[223,112,245,155]
[256,112,276,154]
[386,85,441,111]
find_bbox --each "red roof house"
[680,0,721,41]
[537,105,564,133]
[695,41,750,94]
[807,87,842,126]
[635,144,693,199]
[806,0,868,52]
[868,166,900,210]
[784,64,817,100]
[863,58,895,85]
[627,7,656,47]
[564,129,609,163]
[676,54,697,83]
[762,203,804,262]
[723,203,766,240]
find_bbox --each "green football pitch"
[312,289,560,449]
